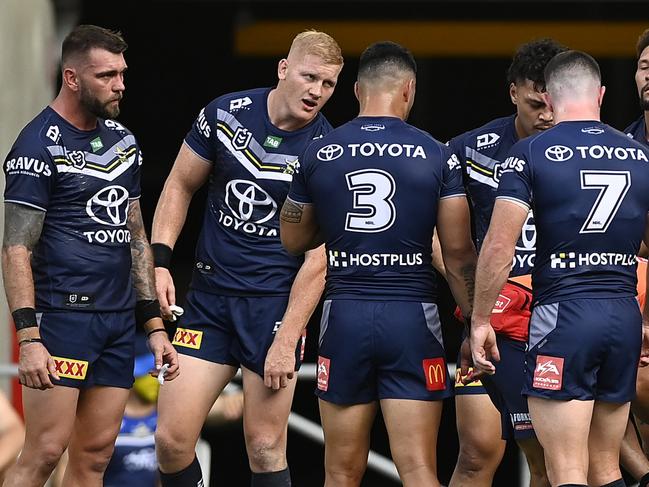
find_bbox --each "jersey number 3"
[345,169,396,233]
[579,170,631,234]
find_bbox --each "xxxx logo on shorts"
[52,356,88,380]
[172,327,203,349]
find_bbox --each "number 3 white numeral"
[345,169,396,233]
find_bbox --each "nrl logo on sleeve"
[232,127,253,151]
[52,356,88,380]
[263,135,283,149]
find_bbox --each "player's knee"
[325,463,366,484]
[71,437,118,473]
[155,426,196,466]
[391,449,433,476]
[32,442,67,472]
[245,433,285,471]
[456,441,502,474]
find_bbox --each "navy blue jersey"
[185,87,332,295]
[448,115,535,276]
[3,107,141,311]
[289,116,465,301]
[625,116,648,147]
[497,121,649,304]
[104,410,157,487]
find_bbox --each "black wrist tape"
[151,243,173,269]
[135,299,161,327]
[12,307,37,331]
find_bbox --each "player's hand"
[155,267,176,320]
[640,322,649,367]
[18,342,60,390]
[470,320,499,376]
[147,324,180,381]
[264,338,296,390]
[459,337,485,385]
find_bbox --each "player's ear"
[597,85,606,108]
[353,81,360,102]
[277,59,288,81]
[404,77,416,103]
[63,67,79,92]
[509,82,518,105]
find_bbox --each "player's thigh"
[69,385,130,453]
[319,399,377,465]
[241,365,296,440]
[157,354,237,442]
[455,393,504,452]
[528,396,593,453]
[589,400,630,455]
[21,385,79,452]
[381,398,443,463]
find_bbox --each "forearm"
[473,240,513,322]
[130,235,157,301]
[444,254,477,318]
[2,247,35,310]
[275,247,326,344]
[151,179,194,248]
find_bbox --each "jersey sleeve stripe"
[4,199,47,212]
[495,195,530,211]
[286,195,312,205]
[439,192,466,200]
[182,140,214,164]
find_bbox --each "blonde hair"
[288,30,343,65]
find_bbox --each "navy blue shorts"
[316,299,452,405]
[482,335,534,440]
[524,297,641,402]
[173,289,304,377]
[37,310,135,389]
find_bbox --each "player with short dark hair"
[151,30,343,487]
[281,40,477,487]
[1,24,178,487]
[472,49,649,487]
[447,38,566,487]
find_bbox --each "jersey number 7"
[579,170,631,234]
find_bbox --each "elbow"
[281,235,306,257]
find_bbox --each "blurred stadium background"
[1,1,648,485]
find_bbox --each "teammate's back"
[290,116,463,300]
[499,121,649,304]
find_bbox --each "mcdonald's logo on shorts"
[172,327,203,350]
[52,356,88,380]
[423,357,446,391]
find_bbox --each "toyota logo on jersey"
[545,145,574,162]
[224,179,277,224]
[86,185,129,226]
[317,144,344,161]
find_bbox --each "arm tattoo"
[461,262,476,309]
[127,200,156,300]
[280,199,304,224]
[3,203,45,250]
